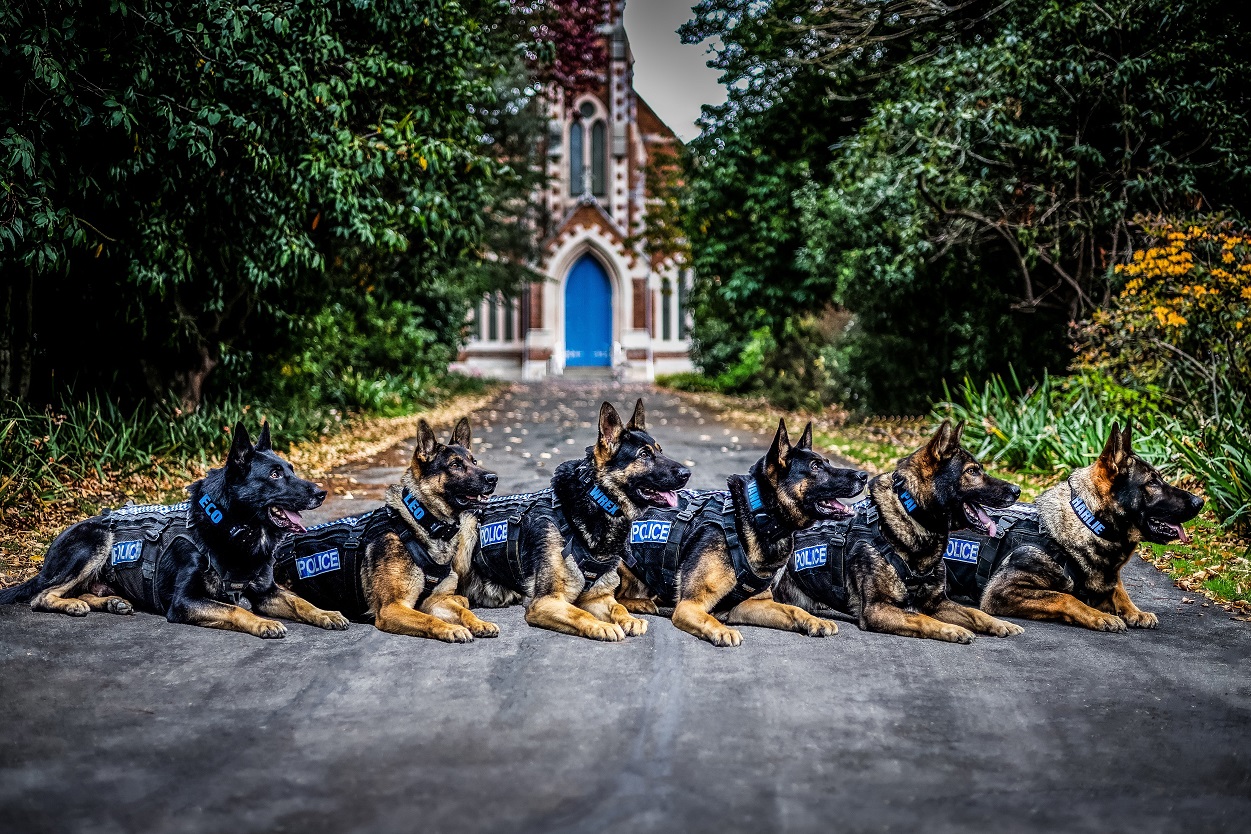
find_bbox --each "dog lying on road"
[617,419,868,647]
[275,418,500,642]
[774,420,1024,643]
[957,423,1204,631]
[0,422,347,638]
[455,399,690,641]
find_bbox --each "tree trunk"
[170,343,218,415]
[0,268,34,401]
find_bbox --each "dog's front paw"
[1091,613,1128,633]
[436,624,475,643]
[105,598,134,615]
[468,618,500,638]
[617,613,648,636]
[706,626,743,647]
[583,621,627,642]
[62,599,91,617]
[1122,610,1158,629]
[936,624,975,644]
[985,617,1024,637]
[312,610,350,631]
[803,616,838,637]
[254,618,288,639]
[621,597,659,615]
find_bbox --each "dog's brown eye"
[809,460,820,472]
[270,469,280,479]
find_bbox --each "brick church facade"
[455,1,693,380]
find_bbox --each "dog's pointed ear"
[1122,422,1133,454]
[626,398,646,432]
[952,419,966,448]
[227,421,253,474]
[925,420,959,462]
[596,401,624,461]
[413,419,439,464]
[797,422,813,451]
[450,417,472,449]
[767,418,792,472]
[255,421,272,453]
[1098,421,1129,474]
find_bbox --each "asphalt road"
[2,382,1248,833]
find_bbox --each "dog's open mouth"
[1147,516,1191,544]
[815,497,852,518]
[963,502,998,538]
[454,492,493,509]
[639,487,679,508]
[268,506,306,533]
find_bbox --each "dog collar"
[1067,481,1111,539]
[744,476,785,543]
[586,484,621,517]
[401,488,458,540]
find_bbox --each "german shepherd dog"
[618,419,868,647]
[455,399,690,641]
[775,420,1024,643]
[980,424,1204,631]
[0,422,348,638]
[274,418,500,642]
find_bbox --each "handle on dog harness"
[717,494,777,611]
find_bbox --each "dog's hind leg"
[254,587,350,631]
[616,566,660,615]
[725,594,838,637]
[578,590,648,636]
[862,602,976,643]
[171,597,289,638]
[930,599,1023,637]
[425,594,500,638]
[30,537,112,617]
[376,602,474,642]
[989,589,1128,632]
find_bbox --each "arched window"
[591,120,607,197]
[569,122,584,196]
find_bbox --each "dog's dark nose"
[1190,493,1205,512]
[1009,484,1021,501]
[677,467,691,484]
[857,470,869,483]
[484,473,498,487]
[313,488,328,504]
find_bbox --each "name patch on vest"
[296,549,341,579]
[944,537,981,564]
[630,520,672,544]
[480,520,509,548]
[111,540,142,565]
[588,485,620,515]
[794,543,827,571]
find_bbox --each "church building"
[456,1,693,380]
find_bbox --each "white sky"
[623,0,727,143]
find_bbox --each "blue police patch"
[944,537,981,564]
[110,540,143,565]
[794,543,827,571]
[480,520,509,548]
[630,520,672,544]
[296,548,341,580]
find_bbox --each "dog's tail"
[0,578,39,605]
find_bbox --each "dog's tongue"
[972,503,996,538]
[655,490,678,508]
[280,508,305,533]
[1171,522,1191,544]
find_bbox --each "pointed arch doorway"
[564,254,613,367]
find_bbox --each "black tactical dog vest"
[787,499,942,606]
[275,504,452,620]
[99,501,244,611]
[623,488,778,611]
[942,503,1052,603]
[475,487,619,594]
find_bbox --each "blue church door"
[564,255,612,367]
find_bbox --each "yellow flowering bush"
[1077,216,1251,416]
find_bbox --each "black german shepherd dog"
[618,419,868,646]
[979,423,1204,631]
[0,422,347,638]
[775,420,1024,643]
[455,399,690,641]
[275,418,501,642]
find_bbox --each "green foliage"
[1171,396,1251,532]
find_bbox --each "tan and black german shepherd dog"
[775,420,1025,643]
[455,399,691,641]
[618,419,868,647]
[980,424,1204,631]
[274,418,501,642]
[0,422,348,638]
